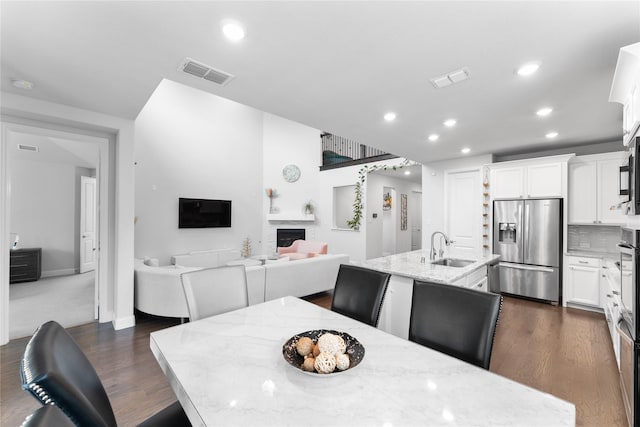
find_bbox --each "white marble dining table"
[150,296,575,427]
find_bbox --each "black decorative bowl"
[282,329,365,375]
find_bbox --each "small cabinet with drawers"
[10,248,42,284]
[564,255,601,308]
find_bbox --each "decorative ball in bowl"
[282,329,365,375]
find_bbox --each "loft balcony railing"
[320,132,397,170]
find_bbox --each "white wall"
[262,113,322,253]
[316,157,410,262]
[134,79,264,264]
[10,159,93,276]
[421,154,493,251]
[366,173,421,259]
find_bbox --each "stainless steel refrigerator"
[493,199,562,304]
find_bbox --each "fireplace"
[277,228,306,248]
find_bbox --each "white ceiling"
[2,1,639,164]
[8,132,98,169]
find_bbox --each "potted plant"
[304,200,314,215]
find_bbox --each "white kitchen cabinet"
[564,256,601,308]
[568,162,597,223]
[490,167,524,199]
[568,153,625,224]
[601,263,622,368]
[490,161,564,199]
[597,158,626,223]
[527,163,563,198]
[610,42,640,146]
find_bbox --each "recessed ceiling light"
[404,171,411,175]
[517,62,540,76]
[536,107,553,117]
[11,79,34,90]
[222,21,245,42]
[384,112,397,122]
[428,134,439,142]
[461,147,471,154]
[546,131,559,139]
[443,119,457,127]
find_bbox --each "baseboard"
[113,315,135,330]
[41,268,78,278]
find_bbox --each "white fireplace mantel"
[267,213,315,222]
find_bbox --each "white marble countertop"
[352,250,500,284]
[150,297,574,426]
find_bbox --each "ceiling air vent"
[17,144,38,152]
[179,58,235,86]
[430,67,470,89]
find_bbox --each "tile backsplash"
[567,224,621,254]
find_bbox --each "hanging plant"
[346,159,411,230]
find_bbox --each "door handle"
[499,262,555,273]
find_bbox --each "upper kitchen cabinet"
[568,152,626,225]
[489,155,573,200]
[610,42,640,146]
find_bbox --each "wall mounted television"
[179,198,232,228]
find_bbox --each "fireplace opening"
[277,228,306,248]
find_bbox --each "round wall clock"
[282,164,301,182]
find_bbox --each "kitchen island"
[353,250,500,339]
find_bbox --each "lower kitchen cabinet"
[564,256,601,308]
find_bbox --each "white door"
[445,169,481,259]
[80,176,97,273]
[410,191,422,250]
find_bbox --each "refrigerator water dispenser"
[498,223,517,243]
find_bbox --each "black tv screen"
[179,198,231,228]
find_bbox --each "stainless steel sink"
[430,258,475,268]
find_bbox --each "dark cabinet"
[10,248,42,284]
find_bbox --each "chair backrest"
[180,265,249,321]
[21,405,76,427]
[409,280,502,370]
[20,321,117,427]
[330,264,391,326]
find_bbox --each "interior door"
[410,191,422,250]
[80,176,97,273]
[445,169,480,258]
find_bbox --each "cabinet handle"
[578,261,589,264]
[613,290,620,295]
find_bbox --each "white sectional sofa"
[133,250,349,318]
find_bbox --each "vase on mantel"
[265,188,277,214]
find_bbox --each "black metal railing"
[320,133,396,170]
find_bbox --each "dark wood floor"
[1,294,625,427]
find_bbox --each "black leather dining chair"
[20,320,191,427]
[409,280,502,370]
[330,264,391,326]
[21,405,76,427]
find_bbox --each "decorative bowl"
[282,329,365,375]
